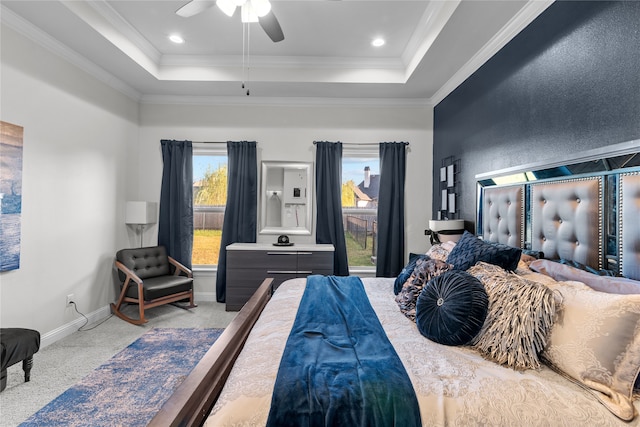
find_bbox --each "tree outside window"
[192,153,227,266]
[342,154,380,268]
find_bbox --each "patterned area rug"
[19,328,223,427]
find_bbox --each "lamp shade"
[428,219,464,232]
[125,201,157,225]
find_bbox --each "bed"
[148,170,640,427]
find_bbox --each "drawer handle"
[297,252,313,255]
[297,271,313,274]
[266,252,297,256]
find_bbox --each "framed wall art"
[0,121,24,271]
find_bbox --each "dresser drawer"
[227,250,297,270]
[226,244,334,311]
[297,251,333,272]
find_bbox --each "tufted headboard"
[482,185,524,248]
[620,172,640,280]
[530,177,602,269]
[477,141,640,278]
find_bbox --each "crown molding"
[160,54,403,71]
[86,0,162,64]
[60,0,159,77]
[140,94,434,108]
[431,0,554,106]
[1,5,142,101]
[402,0,461,77]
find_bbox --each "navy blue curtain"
[215,141,257,303]
[158,140,193,268]
[376,142,407,277]
[315,141,349,276]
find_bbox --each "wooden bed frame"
[148,278,273,427]
[147,170,640,427]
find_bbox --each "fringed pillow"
[395,258,451,321]
[467,262,556,371]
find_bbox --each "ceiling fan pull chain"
[246,23,251,96]
[241,22,246,90]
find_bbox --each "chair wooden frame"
[112,256,196,325]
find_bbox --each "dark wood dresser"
[225,243,335,311]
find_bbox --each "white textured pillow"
[467,262,556,371]
[542,279,640,421]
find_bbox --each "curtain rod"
[194,141,408,146]
[312,141,409,146]
[193,141,261,144]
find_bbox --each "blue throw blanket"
[266,275,422,427]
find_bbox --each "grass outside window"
[192,229,222,266]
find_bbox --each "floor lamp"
[125,201,157,248]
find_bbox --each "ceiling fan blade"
[176,0,217,18]
[258,10,284,42]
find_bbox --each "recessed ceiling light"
[169,34,185,44]
[372,38,385,47]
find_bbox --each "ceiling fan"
[176,0,284,43]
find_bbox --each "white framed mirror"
[259,161,313,235]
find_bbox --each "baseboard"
[40,305,112,349]
[41,291,218,348]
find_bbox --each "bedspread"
[207,277,640,426]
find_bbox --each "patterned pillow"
[415,270,488,346]
[395,258,451,321]
[446,231,521,271]
[467,262,556,371]
[542,279,640,421]
[425,241,456,262]
[394,253,428,295]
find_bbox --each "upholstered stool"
[1,328,41,392]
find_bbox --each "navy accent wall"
[433,1,640,226]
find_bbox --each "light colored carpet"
[0,302,236,427]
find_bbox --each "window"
[341,147,380,268]
[193,145,227,266]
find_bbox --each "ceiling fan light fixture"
[217,0,237,17]
[251,0,271,17]
[240,3,259,23]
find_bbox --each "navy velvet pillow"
[415,270,488,346]
[446,231,521,271]
[394,253,428,295]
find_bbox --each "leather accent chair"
[113,246,196,325]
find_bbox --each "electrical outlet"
[66,294,75,306]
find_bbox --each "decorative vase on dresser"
[225,243,335,311]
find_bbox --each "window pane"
[342,157,379,267]
[193,155,227,266]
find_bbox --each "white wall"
[0,24,434,340]
[138,102,434,298]
[0,26,139,343]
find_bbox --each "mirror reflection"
[475,141,640,260]
[260,161,313,235]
